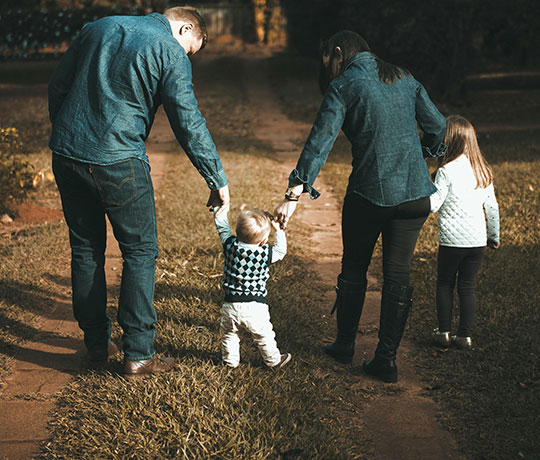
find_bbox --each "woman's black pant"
[340,193,430,286]
[436,245,485,337]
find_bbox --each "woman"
[274,31,447,383]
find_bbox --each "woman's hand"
[274,198,298,229]
[488,239,500,249]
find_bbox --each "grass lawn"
[0,56,388,459]
[268,53,540,459]
[1,52,538,459]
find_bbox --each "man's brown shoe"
[123,356,177,378]
[87,341,120,362]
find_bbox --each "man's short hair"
[163,6,208,50]
[236,210,272,245]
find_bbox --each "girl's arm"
[213,208,233,245]
[484,183,500,246]
[429,168,449,212]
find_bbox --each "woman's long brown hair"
[438,115,494,188]
[318,30,410,94]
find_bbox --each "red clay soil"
[14,203,64,224]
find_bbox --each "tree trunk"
[252,0,266,43]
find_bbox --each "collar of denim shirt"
[344,51,376,72]
[148,13,173,35]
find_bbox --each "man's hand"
[274,198,298,229]
[207,185,230,216]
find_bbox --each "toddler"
[213,207,291,368]
[430,115,500,348]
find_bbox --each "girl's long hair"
[438,115,493,188]
[318,30,410,94]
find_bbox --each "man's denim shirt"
[48,13,227,190]
[289,52,446,206]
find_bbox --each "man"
[48,7,229,377]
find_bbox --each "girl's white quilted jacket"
[430,154,500,247]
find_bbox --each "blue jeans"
[52,154,158,360]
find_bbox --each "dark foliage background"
[282,0,540,99]
[0,6,145,59]
[1,0,539,98]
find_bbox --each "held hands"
[262,211,281,232]
[488,239,500,249]
[207,185,230,216]
[274,198,298,229]
[270,216,282,232]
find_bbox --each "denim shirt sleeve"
[48,34,80,124]
[160,54,228,190]
[289,85,346,199]
[415,83,447,158]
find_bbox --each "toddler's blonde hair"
[236,209,272,245]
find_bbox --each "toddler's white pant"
[220,301,282,368]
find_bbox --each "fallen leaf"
[0,214,13,224]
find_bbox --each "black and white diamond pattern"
[222,238,270,298]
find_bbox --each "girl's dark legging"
[436,245,485,337]
[340,193,430,286]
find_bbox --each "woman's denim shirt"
[289,52,446,206]
[48,13,227,190]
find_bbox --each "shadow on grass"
[0,277,60,316]
[0,338,83,373]
[41,272,71,288]
[0,309,77,346]
[408,240,540,459]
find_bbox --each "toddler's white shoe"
[274,353,291,369]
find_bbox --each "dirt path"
[242,57,464,460]
[0,110,170,460]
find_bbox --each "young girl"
[430,115,500,348]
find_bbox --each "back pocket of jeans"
[91,159,137,207]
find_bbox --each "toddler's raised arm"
[213,207,233,245]
[271,228,287,263]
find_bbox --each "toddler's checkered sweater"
[213,211,287,303]
[222,236,272,302]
